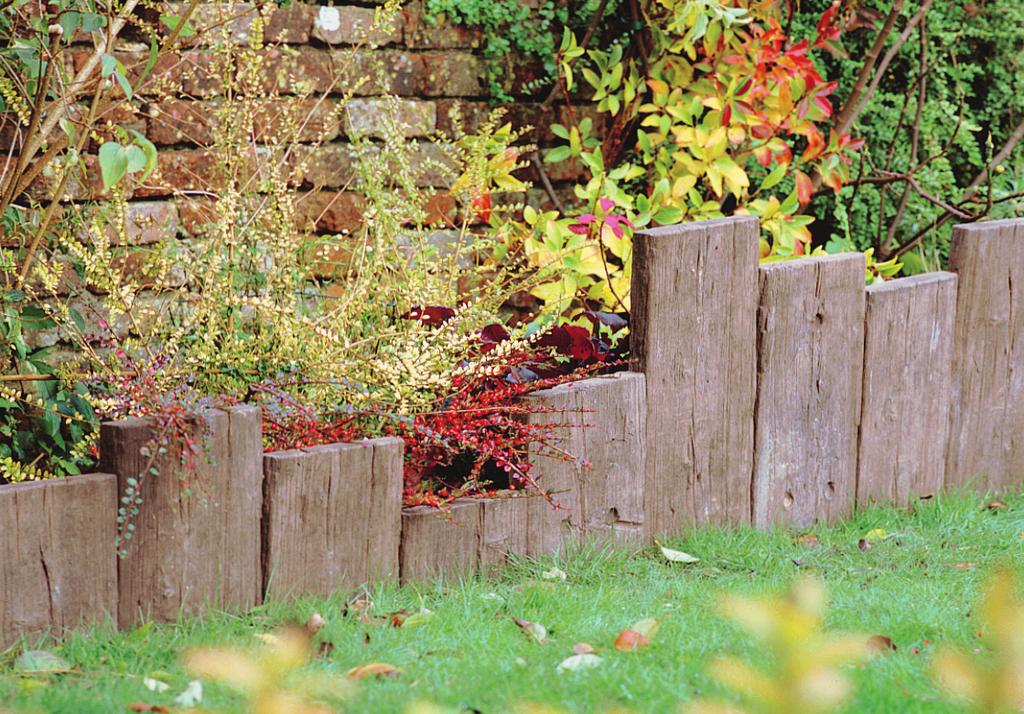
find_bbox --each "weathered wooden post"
[0,474,118,647]
[262,438,403,598]
[630,216,759,534]
[100,405,262,627]
[858,273,957,504]
[523,372,646,552]
[399,495,532,583]
[752,253,865,527]
[945,219,1024,491]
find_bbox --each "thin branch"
[890,113,1024,257]
[963,116,1024,198]
[812,0,932,193]
[882,17,927,254]
[22,0,142,167]
[830,0,905,139]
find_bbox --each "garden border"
[2,217,1023,646]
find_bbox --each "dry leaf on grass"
[657,542,700,564]
[346,662,402,680]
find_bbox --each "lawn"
[2,490,1023,713]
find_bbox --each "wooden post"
[858,273,957,504]
[399,495,532,583]
[631,217,759,534]
[100,408,262,627]
[946,219,1024,491]
[262,438,403,599]
[523,373,646,553]
[753,253,865,528]
[0,474,118,647]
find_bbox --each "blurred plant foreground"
[0,0,1022,650]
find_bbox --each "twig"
[882,18,927,254]
[890,114,1024,257]
[811,0,933,193]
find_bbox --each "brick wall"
[37,1,587,249]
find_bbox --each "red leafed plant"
[260,312,622,506]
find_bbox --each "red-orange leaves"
[614,618,660,651]
[795,170,813,206]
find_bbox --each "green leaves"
[98,130,157,190]
[100,53,132,99]
[160,13,196,39]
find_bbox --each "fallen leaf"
[173,680,203,707]
[401,608,434,629]
[858,539,871,551]
[344,596,373,617]
[346,662,402,680]
[614,617,660,651]
[867,635,897,654]
[656,542,699,564]
[634,618,660,638]
[987,500,1007,511]
[541,567,567,581]
[15,650,72,674]
[614,629,649,651]
[143,677,170,693]
[128,705,170,713]
[557,653,602,672]
[387,610,412,627]
[305,612,326,636]
[572,643,595,655]
[795,533,820,547]
[864,528,887,543]
[513,618,548,644]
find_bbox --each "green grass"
[2,490,1023,713]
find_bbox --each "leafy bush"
[5,1,608,519]
[423,0,617,101]
[0,0,187,482]
[789,0,1024,269]
[499,0,892,317]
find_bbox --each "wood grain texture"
[858,273,957,505]
[223,405,263,607]
[0,474,118,647]
[630,216,759,534]
[753,253,866,528]
[262,438,402,599]
[366,437,404,580]
[946,219,1024,491]
[100,409,261,627]
[523,373,646,553]
[400,499,482,584]
[399,495,532,583]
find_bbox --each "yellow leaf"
[727,126,746,144]
[713,157,749,198]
